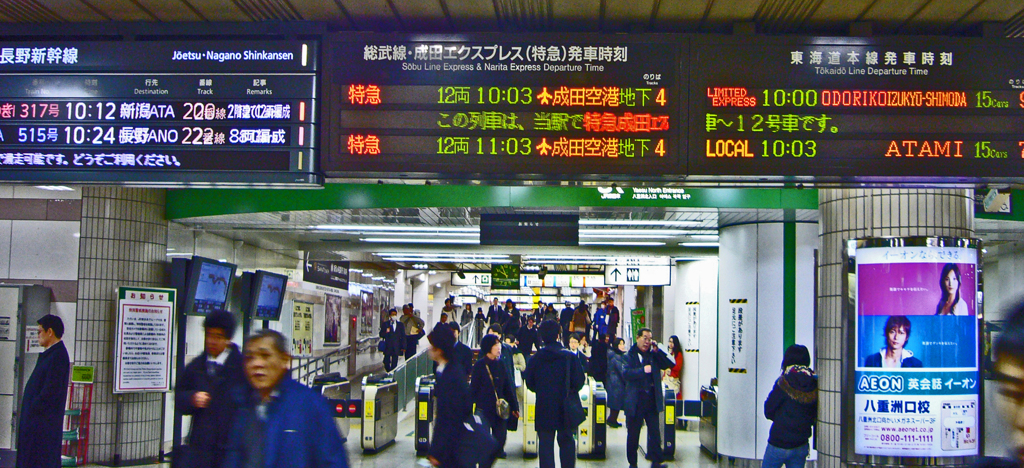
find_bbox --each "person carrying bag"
[471,334,519,461]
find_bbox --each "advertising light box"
[849,238,981,458]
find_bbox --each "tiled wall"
[76,187,168,464]
[817,189,973,468]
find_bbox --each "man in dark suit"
[503,299,522,337]
[559,302,575,345]
[487,298,503,325]
[174,310,248,468]
[450,322,474,374]
[16,314,70,468]
[380,308,406,372]
[523,320,585,468]
[427,325,472,468]
[517,316,539,357]
[623,328,674,468]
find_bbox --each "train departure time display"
[690,36,1024,181]
[325,34,683,179]
[0,40,319,186]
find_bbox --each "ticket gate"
[414,375,436,456]
[522,386,538,459]
[662,385,678,460]
[313,373,353,441]
[578,377,607,459]
[522,377,607,459]
[361,375,399,453]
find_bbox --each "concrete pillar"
[393,270,408,306]
[716,221,817,462]
[816,189,973,468]
[673,260,719,408]
[76,187,168,464]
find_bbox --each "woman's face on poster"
[887,325,908,351]
[943,268,960,295]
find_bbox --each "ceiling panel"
[444,0,498,31]
[338,0,400,31]
[653,0,710,32]
[604,0,656,31]
[231,0,302,21]
[134,0,203,22]
[898,0,979,34]
[955,0,1024,35]
[493,0,550,31]
[84,0,158,21]
[754,0,821,34]
[30,0,105,22]
[551,0,601,32]
[703,0,765,32]
[175,0,250,21]
[289,0,349,26]
[802,0,874,33]
[858,0,931,34]
[391,0,449,31]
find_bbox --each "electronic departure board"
[324,34,683,180]
[0,40,319,186]
[690,36,1024,182]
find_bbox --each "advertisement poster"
[323,295,343,346]
[853,243,979,457]
[24,327,44,353]
[293,301,314,356]
[685,302,699,352]
[114,287,175,393]
[360,291,375,336]
[728,298,748,373]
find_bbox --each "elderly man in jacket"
[523,320,585,468]
[223,329,348,468]
[623,328,674,468]
[175,310,248,468]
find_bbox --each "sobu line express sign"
[0,40,319,186]
[325,34,682,179]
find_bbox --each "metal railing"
[389,349,433,410]
[291,336,382,386]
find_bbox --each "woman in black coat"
[762,344,818,468]
[605,337,628,428]
[471,334,520,460]
[428,326,472,467]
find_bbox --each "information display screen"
[690,36,1024,182]
[0,40,319,185]
[324,34,683,179]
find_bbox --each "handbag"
[485,364,511,420]
[455,413,498,468]
[563,352,586,428]
[377,339,386,352]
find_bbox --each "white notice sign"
[114,287,176,393]
[24,326,44,353]
[0,316,10,340]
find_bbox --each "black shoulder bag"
[563,352,586,429]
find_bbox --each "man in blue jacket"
[16,314,70,468]
[223,329,348,468]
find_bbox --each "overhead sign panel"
[0,40,319,186]
[325,33,684,180]
[690,36,1024,182]
[604,265,671,285]
[302,257,349,290]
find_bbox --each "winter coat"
[606,349,627,412]
[571,307,590,333]
[453,341,474,375]
[430,363,472,467]
[517,326,538,356]
[587,339,609,382]
[504,307,522,336]
[460,308,473,327]
[16,340,69,468]
[222,376,349,468]
[622,344,673,420]
[764,366,819,449]
[175,345,249,468]
[593,308,608,335]
[471,357,520,418]
[523,343,585,432]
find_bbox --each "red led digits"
[347,134,381,154]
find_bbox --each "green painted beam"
[166,184,819,219]
[783,219,797,350]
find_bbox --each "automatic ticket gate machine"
[414,375,436,456]
[312,373,353,441]
[661,384,678,461]
[522,376,607,460]
[577,377,607,459]
[361,375,399,453]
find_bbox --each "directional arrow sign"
[604,265,671,286]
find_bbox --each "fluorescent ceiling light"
[314,224,478,233]
[579,241,667,246]
[579,219,701,226]
[377,253,508,259]
[680,242,720,247]
[384,257,512,263]
[690,235,720,240]
[349,268,363,273]
[579,233,675,239]
[579,229,693,235]
[166,252,194,257]
[361,237,479,244]
[34,185,75,191]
